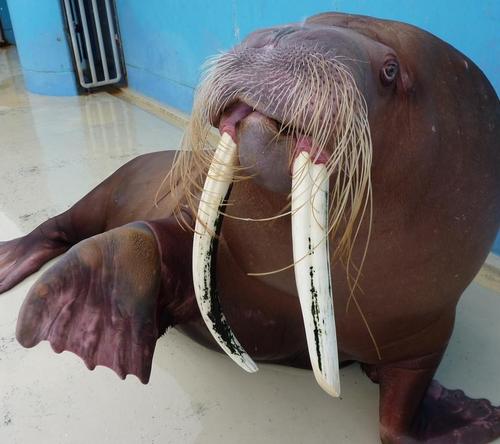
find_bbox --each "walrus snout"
[236,110,293,194]
[220,105,330,195]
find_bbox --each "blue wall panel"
[493,234,500,256]
[6,0,77,95]
[115,0,499,113]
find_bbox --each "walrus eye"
[380,60,399,86]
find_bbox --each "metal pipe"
[77,0,97,84]
[104,0,122,81]
[90,0,110,81]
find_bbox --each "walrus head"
[168,13,443,396]
[171,12,416,258]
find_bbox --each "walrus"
[1,12,499,443]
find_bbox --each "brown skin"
[1,12,499,444]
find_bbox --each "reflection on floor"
[1,46,499,444]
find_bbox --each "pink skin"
[218,102,254,139]
[293,136,329,165]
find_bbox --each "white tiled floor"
[1,46,499,444]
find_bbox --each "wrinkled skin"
[1,12,500,444]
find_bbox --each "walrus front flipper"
[0,165,125,295]
[16,220,197,383]
[0,223,70,294]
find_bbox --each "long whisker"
[168,47,377,355]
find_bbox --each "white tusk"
[291,151,340,397]
[192,132,258,373]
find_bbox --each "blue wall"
[493,236,500,255]
[115,0,499,114]
[6,0,77,95]
[0,0,15,43]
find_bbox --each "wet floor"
[1,46,499,443]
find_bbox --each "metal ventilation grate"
[62,0,124,89]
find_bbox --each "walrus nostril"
[218,102,254,138]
